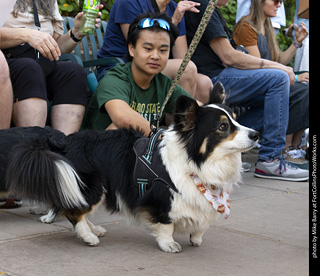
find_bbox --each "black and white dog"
[0,83,259,252]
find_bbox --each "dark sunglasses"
[137,18,171,31]
[272,0,283,5]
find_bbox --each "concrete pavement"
[0,151,310,276]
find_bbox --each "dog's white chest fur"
[160,131,242,235]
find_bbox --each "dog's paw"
[38,209,56,224]
[190,233,203,247]
[190,237,202,247]
[39,215,53,224]
[158,241,182,253]
[82,233,100,246]
[91,225,106,237]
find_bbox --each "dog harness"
[190,174,230,219]
[133,129,179,198]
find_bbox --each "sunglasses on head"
[137,18,171,31]
[272,0,283,5]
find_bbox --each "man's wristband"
[70,29,82,43]
[295,74,299,82]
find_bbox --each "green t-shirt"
[82,62,191,130]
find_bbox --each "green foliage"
[219,0,237,29]
[58,0,79,16]
[99,0,115,20]
[58,0,115,20]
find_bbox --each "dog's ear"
[208,81,226,104]
[174,95,199,130]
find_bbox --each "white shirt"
[2,1,64,36]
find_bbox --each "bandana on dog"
[191,174,230,219]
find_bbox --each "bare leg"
[51,104,85,135]
[292,129,306,149]
[285,134,293,149]
[195,73,213,103]
[0,51,13,129]
[286,129,305,149]
[162,60,212,103]
[163,59,197,98]
[12,98,47,127]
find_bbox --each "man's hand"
[282,65,295,85]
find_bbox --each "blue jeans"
[212,67,290,161]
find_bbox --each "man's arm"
[120,23,130,40]
[171,35,188,59]
[104,99,151,136]
[209,36,295,85]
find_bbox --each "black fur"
[1,126,173,224]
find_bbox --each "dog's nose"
[249,130,260,141]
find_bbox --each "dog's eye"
[219,123,228,131]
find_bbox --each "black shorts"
[7,58,88,106]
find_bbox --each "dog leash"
[152,0,217,131]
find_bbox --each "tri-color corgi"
[0,82,259,252]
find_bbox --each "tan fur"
[199,138,208,154]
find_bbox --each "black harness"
[133,129,179,198]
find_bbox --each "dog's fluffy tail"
[6,143,88,210]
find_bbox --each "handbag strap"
[32,0,41,30]
[149,0,160,12]
[32,0,41,60]
[216,8,237,48]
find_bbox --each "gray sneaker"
[242,162,252,172]
[254,158,309,182]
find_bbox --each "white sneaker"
[254,158,309,182]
